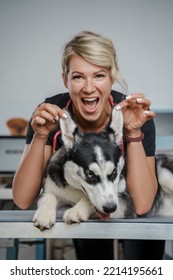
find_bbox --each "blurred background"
[0,0,173,134]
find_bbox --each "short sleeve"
[141,119,156,157]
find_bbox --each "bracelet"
[124,132,144,143]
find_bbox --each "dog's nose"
[103,203,117,213]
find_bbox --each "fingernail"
[115,105,122,111]
[55,115,59,121]
[126,95,132,100]
[144,110,150,115]
[136,98,143,103]
[62,113,68,119]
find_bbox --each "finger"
[38,103,60,120]
[42,104,68,120]
[32,108,55,124]
[144,110,156,119]
[39,110,57,123]
[32,116,46,126]
[136,98,151,111]
[126,93,145,100]
[55,108,68,120]
[115,94,148,111]
[115,97,137,111]
[35,103,68,122]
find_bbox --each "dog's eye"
[108,168,117,182]
[84,169,98,185]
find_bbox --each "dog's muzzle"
[95,203,117,220]
[103,203,117,214]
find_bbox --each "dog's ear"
[109,106,124,145]
[59,109,80,149]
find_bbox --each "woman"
[12,31,165,260]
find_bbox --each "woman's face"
[63,55,114,122]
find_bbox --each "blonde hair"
[62,31,126,88]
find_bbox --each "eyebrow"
[94,70,108,74]
[71,71,83,75]
[71,70,108,75]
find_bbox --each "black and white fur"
[33,107,173,229]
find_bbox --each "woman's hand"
[31,103,67,139]
[115,93,156,137]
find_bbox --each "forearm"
[12,135,51,209]
[126,141,158,215]
[12,102,66,209]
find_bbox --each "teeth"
[83,97,97,102]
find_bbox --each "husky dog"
[33,107,173,230]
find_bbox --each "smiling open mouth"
[82,97,99,111]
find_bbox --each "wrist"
[124,132,144,143]
[124,128,142,138]
[33,133,48,143]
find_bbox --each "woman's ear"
[62,73,68,88]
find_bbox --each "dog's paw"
[63,207,90,224]
[32,208,56,230]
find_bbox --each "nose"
[83,78,95,93]
[103,203,117,214]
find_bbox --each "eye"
[108,168,117,182]
[72,75,83,80]
[95,74,105,79]
[84,169,98,185]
